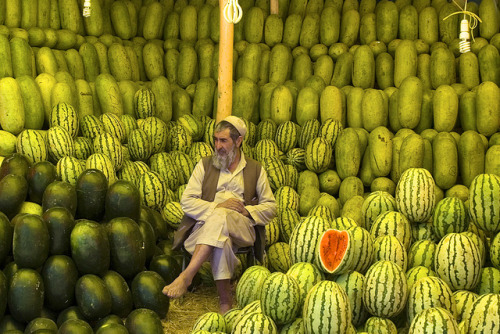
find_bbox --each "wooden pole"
[270,0,279,15]
[216,0,234,123]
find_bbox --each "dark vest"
[172,156,266,261]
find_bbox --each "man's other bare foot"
[162,273,191,298]
[219,302,232,315]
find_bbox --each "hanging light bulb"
[223,0,243,24]
[83,0,91,17]
[459,18,471,53]
[442,0,482,54]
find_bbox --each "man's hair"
[214,120,241,143]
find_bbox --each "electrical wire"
[442,0,483,53]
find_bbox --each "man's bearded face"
[212,141,237,170]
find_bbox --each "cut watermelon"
[316,229,351,274]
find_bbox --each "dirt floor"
[162,285,229,334]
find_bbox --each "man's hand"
[216,198,250,217]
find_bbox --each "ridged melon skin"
[192,312,228,333]
[260,272,301,325]
[395,168,436,223]
[408,307,459,334]
[462,293,500,333]
[335,271,369,328]
[468,174,500,234]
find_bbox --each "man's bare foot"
[219,302,232,315]
[162,273,191,298]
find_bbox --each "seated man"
[162,115,276,314]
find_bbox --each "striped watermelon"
[93,132,123,170]
[254,139,280,163]
[243,119,256,147]
[408,307,459,334]
[138,171,167,211]
[260,272,301,325]
[286,148,307,171]
[191,312,227,333]
[363,260,408,318]
[50,102,79,138]
[16,129,47,164]
[307,205,334,222]
[275,121,298,154]
[364,317,397,334]
[274,186,299,213]
[86,153,117,185]
[188,142,213,164]
[160,202,183,229]
[203,118,215,149]
[468,174,500,233]
[406,266,437,293]
[284,164,298,189]
[256,119,277,142]
[370,211,412,250]
[267,242,292,273]
[138,117,168,154]
[361,191,398,230]
[80,115,105,141]
[134,160,150,175]
[408,239,436,270]
[100,113,126,143]
[170,151,194,185]
[127,129,152,162]
[265,218,280,246]
[165,125,192,153]
[73,137,93,160]
[372,235,408,272]
[334,271,369,327]
[433,197,469,239]
[236,266,271,308]
[462,293,500,333]
[305,137,332,173]
[475,267,500,295]
[407,275,458,324]
[177,114,203,142]
[261,156,287,192]
[277,208,300,243]
[56,156,85,186]
[319,118,342,148]
[175,184,187,202]
[302,280,352,334]
[452,290,478,323]
[412,221,439,243]
[491,232,500,270]
[434,233,482,291]
[395,168,436,223]
[149,152,180,191]
[462,231,487,267]
[289,216,330,265]
[231,312,278,334]
[279,318,304,334]
[134,88,156,119]
[331,217,357,230]
[224,308,241,333]
[286,262,324,308]
[46,126,74,163]
[298,118,320,150]
[120,114,138,143]
[117,159,139,186]
[316,229,351,275]
[346,226,375,274]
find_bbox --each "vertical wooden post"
[270,0,279,14]
[216,0,234,123]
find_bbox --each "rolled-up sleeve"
[245,167,277,226]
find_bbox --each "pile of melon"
[0,0,499,333]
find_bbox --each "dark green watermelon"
[12,214,50,269]
[104,180,141,222]
[0,153,31,181]
[101,270,133,318]
[8,268,44,323]
[0,211,12,266]
[0,174,28,219]
[41,255,79,312]
[125,308,163,334]
[27,161,57,205]
[42,207,75,256]
[131,271,169,318]
[75,169,108,221]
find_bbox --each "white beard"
[212,144,237,170]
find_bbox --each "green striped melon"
[175,184,187,202]
[331,217,358,230]
[80,115,105,141]
[138,117,168,154]
[364,317,397,334]
[265,218,280,246]
[491,232,500,270]
[346,226,375,274]
[203,118,215,149]
[408,307,459,334]
[316,229,352,275]
[275,121,299,154]
[407,275,458,324]
[188,142,213,164]
[452,290,478,323]
[56,156,85,186]
[241,142,255,160]
[93,132,123,170]
[100,113,126,144]
[16,129,48,164]
[277,207,300,243]
[298,118,320,150]
[120,114,138,143]
[433,197,469,239]
[254,139,280,163]
[319,118,342,148]
[165,125,192,153]
[335,271,370,328]
[138,171,167,211]
[231,312,278,334]
[243,119,256,147]
[267,242,292,273]
[149,152,180,191]
[307,205,334,222]
[170,151,195,185]
[46,126,74,163]
[262,156,287,192]
[274,186,299,213]
[286,148,307,171]
[373,235,408,272]
[134,88,156,119]
[370,211,412,250]
[236,266,271,308]
[127,128,152,162]
[191,312,227,333]
[434,233,482,291]
[412,221,439,243]
[468,173,500,233]
[408,239,436,270]
[284,164,298,189]
[86,153,117,185]
[260,272,301,325]
[362,191,398,230]
[303,280,352,334]
[289,216,330,264]
[177,114,203,142]
[363,260,408,318]
[134,160,150,175]
[395,168,436,223]
[305,137,332,173]
[279,318,304,334]
[117,159,139,186]
[462,293,500,334]
[160,201,183,229]
[286,262,324,308]
[73,137,93,160]
[223,308,241,333]
[50,102,79,138]
[256,119,277,142]
[462,231,487,267]
[406,266,437,293]
[475,267,500,295]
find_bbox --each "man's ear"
[236,136,243,148]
